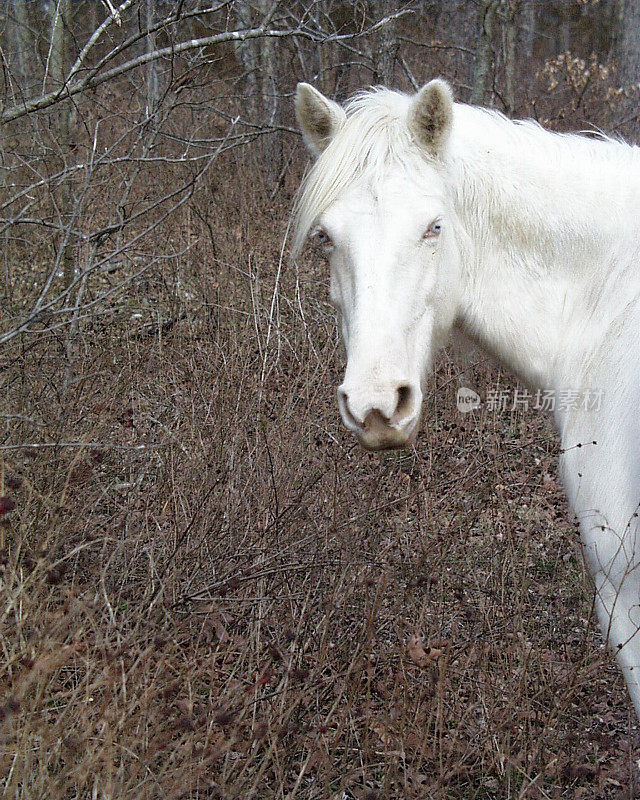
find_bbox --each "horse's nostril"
[338,387,362,430]
[394,384,413,420]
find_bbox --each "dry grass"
[1,156,639,800]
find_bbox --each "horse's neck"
[455,258,564,391]
[448,105,640,393]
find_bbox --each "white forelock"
[292,88,420,258]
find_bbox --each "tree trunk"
[370,0,398,85]
[50,0,69,91]
[50,0,75,289]
[559,4,571,54]
[522,0,536,58]
[504,1,519,116]
[315,0,332,95]
[257,0,281,188]
[236,0,259,120]
[146,0,160,117]
[617,0,640,86]
[236,0,282,191]
[471,0,498,105]
[11,0,32,94]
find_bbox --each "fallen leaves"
[0,496,16,515]
[369,720,396,746]
[407,635,446,667]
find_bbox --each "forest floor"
[1,174,639,800]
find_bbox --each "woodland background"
[3,2,640,798]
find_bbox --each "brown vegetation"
[3,166,639,797]
[2,2,640,797]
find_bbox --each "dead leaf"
[408,635,443,667]
[369,721,395,746]
[203,613,229,643]
[175,697,193,716]
[213,618,229,643]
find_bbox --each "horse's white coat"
[293,80,640,719]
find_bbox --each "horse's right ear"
[295,83,346,157]
[408,79,454,157]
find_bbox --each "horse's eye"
[312,227,333,252]
[423,221,442,240]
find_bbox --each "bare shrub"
[2,2,639,798]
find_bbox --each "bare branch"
[101,0,123,27]
[0,8,412,125]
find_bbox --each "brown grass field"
[1,128,639,799]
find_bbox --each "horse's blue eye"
[312,227,333,250]
[424,221,442,239]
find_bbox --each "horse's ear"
[295,83,346,157]
[408,79,454,157]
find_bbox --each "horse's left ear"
[408,79,454,157]
[295,83,346,157]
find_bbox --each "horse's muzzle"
[356,409,420,451]
[337,382,421,450]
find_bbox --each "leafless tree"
[49,0,76,288]
[522,0,536,58]
[471,0,499,105]
[503,0,519,116]
[9,0,33,93]
[145,0,160,116]
[0,1,406,350]
[616,0,640,86]
[370,0,399,85]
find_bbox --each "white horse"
[293,79,640,719]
